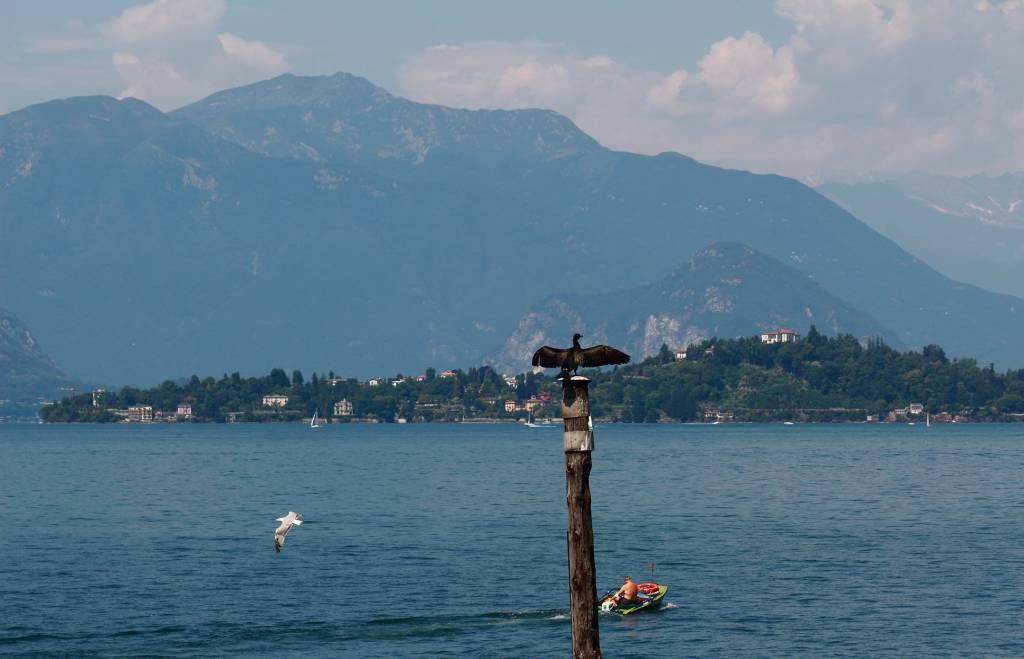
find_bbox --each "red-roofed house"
[760,329,800,344]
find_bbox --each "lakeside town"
[37,329,1024,425]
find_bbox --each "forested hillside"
[586,329,1022,422]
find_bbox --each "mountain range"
[2,72,1023,387]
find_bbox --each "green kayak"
[598,583,668,615]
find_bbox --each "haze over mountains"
[2,71,1023,387]
[820,174,1024,299]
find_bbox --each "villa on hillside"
[333,399,353,417]
[262,394,289,407]
[761,329,801,344]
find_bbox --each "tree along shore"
[38,329,1024,423]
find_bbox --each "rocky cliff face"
[487,243,901,373]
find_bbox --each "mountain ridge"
[172,72,601,170]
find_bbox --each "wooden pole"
[562,375,601,659]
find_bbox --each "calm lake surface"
[2,423,1023,657]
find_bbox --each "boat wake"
[362,608,569,639]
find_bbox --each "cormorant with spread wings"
[531,333,630,378]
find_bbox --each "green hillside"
[585,330,1023,422]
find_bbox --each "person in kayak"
[612,576,640,605]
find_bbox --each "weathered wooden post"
[562,375,601,659]
[531,333,629,659]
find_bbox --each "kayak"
[598,583,668,615]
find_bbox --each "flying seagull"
[531,333,630,378]
[274,511,303,553]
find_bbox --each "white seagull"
[274,511,303,553]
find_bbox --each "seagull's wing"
[579,345,631,368]
[532,346,568,368]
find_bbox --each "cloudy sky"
[3,0,1023,181]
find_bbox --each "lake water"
[2,423,1023,657]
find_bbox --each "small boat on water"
[310,408,322,428]
[598,583,668,615]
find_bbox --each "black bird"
[531,333,630,378]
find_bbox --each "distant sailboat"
[525,410,556,428]
[926,412,930,427]
[310,408,321,429]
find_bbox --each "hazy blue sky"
[3,1,1023,179]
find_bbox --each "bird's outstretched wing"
[532,346,568,368]
[274,512,302,553]
[579,345,631,368]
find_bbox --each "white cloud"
[688,31,797,116]
[104,0,226,44]
[217,33,287,73]
[397,1,1024,179]
[112,51,191,107]
[17,0,288,111]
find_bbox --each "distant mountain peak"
[172,71,599,167]
[4,95,164,123]
[487,242,900,373]
[178,71,395,113]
